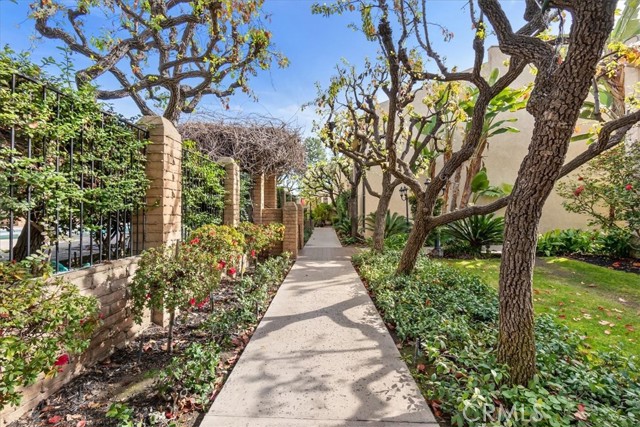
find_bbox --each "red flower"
[625,184,633,191]
[574,185,585,196]
[189,298,196,306]
[227,267,237,276]
[146,293,152,300]
[217,260,226,270]
[189,237,200,245]
[54,354,69,366]
[251,250,256,258]
[197,297,210,309]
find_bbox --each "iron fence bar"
[68,121,74,268]
[54,92,61,273]
[8,74,16,261]
[79,129,84,266]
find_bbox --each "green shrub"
[536,228,633,258]
[596,228,634,258]
[384,233,409,250]
[0,256,100,409]
[313,203,335,225]
[443,214,504,254]
[352,250,640,427]
[238,222,285,258]
[156,342,221,406]
[187,224,246,269]
[182,140,226,232]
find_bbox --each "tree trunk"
[12,221,46,262]
[167,308,175,355]
[449,167,463,212]
[396,197,433,274]
[460,138,488,208]
[372,173,394,252]
[603,64,626,119]
[497,0,616,385]
[348,168,363,239]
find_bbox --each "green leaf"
[471,169,490,193]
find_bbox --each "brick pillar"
[252,173,264,224]
[137,116,182,327]
[283,202,298,258]
[264,174,277,208]
[138,116,182,248]
[219,157,240,227]
[297,203,304,249]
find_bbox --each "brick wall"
[283,202,298,258]
[1,257,149,426]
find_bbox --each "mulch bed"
[568,254,640,275]
[8,272,286,427]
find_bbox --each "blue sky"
[0,0,528,136]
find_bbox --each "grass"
[446,257,639,356]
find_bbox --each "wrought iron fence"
[181,146,225,239]
[1,73,149,272]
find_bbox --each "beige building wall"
[360,46,639,234]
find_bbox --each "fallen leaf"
[558,315,566,319]
[48,415,63,424]
[604,330,611,335]
[77,421,86,427]
[625,324,635,332]
[619,298,628,303]
[416,364,426,373]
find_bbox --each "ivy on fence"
[0,49,149,269]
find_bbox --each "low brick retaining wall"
[1,257,150,426]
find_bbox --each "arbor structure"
[315,0,640,384]
[30,0,288,123]
[179,116,305,177]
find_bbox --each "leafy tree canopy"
[30,0,289,122]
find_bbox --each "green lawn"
[446,257,640,356]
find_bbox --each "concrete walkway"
[202,228,437,427]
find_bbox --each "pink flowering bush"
[237,222,285,259]
[559,145,639,240]
[0,257,100,409]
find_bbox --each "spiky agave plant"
[443,214,505,254]
[366,211,411,238]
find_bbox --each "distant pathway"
[202,227,437,426]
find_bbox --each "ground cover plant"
[353,250,640,427]
[8,224,291,427]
